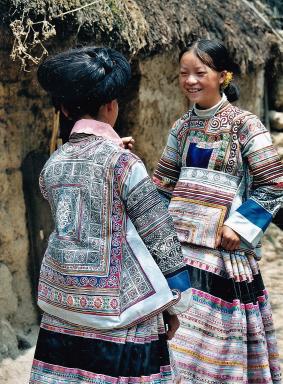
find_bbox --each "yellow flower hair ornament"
[223,71,233,89]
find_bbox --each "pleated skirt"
[169,245,282,384]
[29,312,173,383]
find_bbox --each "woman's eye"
[197,72,205,75]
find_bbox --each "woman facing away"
[29,46,192,384]
[153,39,283,384]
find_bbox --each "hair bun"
[37,46,131,120]
[224,82,240,102]
[87,48,114,74]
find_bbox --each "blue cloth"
[166,269,191,292]
[237,199,272,231]
[186,143,213,168]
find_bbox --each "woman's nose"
[185,75,197,85]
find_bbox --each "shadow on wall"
[21,151,53,306]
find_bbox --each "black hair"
[179,39,240,102]
[37,46,131,139]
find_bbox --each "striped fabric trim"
[30,360,173,383]
[170,287,281,384]
[247,145,283,187]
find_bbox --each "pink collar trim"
[70,119,123,147]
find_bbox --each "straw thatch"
[0,0,281,72]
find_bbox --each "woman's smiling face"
[179,51,226,109]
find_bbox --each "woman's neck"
[81,114,112,126]
[195,94,223,110]
[70,118,123,147]
[193,94,227,118]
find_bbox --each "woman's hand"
[122,136,135,150]
[163,312,180,340]
[216,225,241,251]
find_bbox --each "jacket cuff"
[166,268,192,314]
[224,198,272,247]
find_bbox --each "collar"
[70,119,123,147]
[193,94,228,118]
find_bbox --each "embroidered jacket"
[38,120,191,330]
[153,101,283,253]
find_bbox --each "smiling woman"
[179,51,226,108]
[178,39,239,109]
[153,39,283,384]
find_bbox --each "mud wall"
[0,31,53,359]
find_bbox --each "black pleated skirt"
[30,312,173,383]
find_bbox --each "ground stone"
[270,110,283,131]
[0,264,17,319]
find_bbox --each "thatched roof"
[1,0,282,72]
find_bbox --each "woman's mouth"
[187,89,201,93]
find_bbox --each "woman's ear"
[97,100,118,126]
[219,70,227,86]
[61,104,70,119]
[106,100,116,113]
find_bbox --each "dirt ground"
[0,223,282,384]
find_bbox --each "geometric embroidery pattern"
[169,168,241,249]
[51,185,82,241]
[120,243,154,312]
[38,135,185,320]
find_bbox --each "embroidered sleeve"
[224,115,283,247]
[152,120,183,206]
[39,169,48,200]
[116,153,192,312]
[125,159,184,275]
